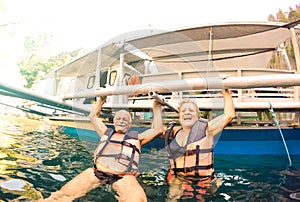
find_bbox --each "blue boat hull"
[61,126,300,155]
[215,128,300,155]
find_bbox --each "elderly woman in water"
[163,75,235,201]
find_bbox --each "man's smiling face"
[113,110,131,133]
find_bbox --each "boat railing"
[137,68,298,103]
[179,88,295,104]
[127,87,296,110]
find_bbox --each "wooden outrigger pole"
[0,81,91,115]
[63,74,300,99]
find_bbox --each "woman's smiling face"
[179,102,198,128]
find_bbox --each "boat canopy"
[50,21,300,79]
[2,21,300,119]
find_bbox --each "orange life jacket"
[165,119,214,177]
[93,128,140,173]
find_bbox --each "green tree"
[18,33,53,88]
[268,4,300,70]
[277,9,288,22]
[288,4,300,22]
[18,33,81,88]
[268,4,300,22]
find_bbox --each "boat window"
[87,76,95,89]
[99,70,108,88]
[109,70,117,86]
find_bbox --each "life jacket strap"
[109,139,141,154]
[93,129,140,173]
[165,121,177,148]
[185,148,213,155]
[127,145,136,171]
[165,121,177,177]
[171,164,214,173]
[195,145,200,176]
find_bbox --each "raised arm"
[207,89,235,137]
[139,100,164,146]
[89,96,108,138]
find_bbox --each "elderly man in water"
[40,96,163,202]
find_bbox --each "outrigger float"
[1,21,300,156]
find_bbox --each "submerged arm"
[89,96,108,138]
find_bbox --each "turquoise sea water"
[0,115,299,201]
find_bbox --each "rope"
[269,103,292,166]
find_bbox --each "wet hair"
[178,98,200,117]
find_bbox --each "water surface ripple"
[0,115,299,201]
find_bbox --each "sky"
[0,0,300,85]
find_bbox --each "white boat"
[1,21,300,155]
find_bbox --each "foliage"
[268,3,300,70]
[17,33,82,88]
[268,4,300,22]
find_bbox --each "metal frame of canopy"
[1,21,300,119]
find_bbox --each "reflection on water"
[0,115,92,201]
[0,115,300,201]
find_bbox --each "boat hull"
[214,127,300,155]
[60,125,300,155]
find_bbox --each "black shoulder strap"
[164,121,176,148]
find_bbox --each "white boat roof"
[52,21,300,78]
